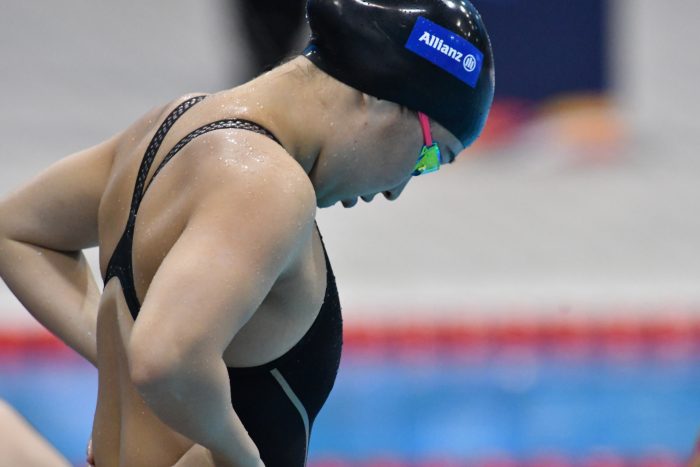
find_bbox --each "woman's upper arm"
[129,154,317,365]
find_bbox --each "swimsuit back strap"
[103,95,207,316]
[144,118,282,193]
[130,95,208,218]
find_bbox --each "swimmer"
[0,1,494,466]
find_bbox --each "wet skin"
[0,56,465,467]
[92,92,328,466]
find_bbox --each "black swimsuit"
[103,95,343,467]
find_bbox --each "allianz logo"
[418,31,464,62]
[418,30,478,73]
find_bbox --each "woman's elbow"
[128,338,183,396]
[128,334,213,401]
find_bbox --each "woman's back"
[93,90,340,466]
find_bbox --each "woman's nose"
[382,190,399,201]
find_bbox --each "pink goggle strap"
[417,111,433,147]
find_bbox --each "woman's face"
[315,96,463,208]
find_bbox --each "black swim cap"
[303,0,495,148]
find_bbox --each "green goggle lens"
[412,143,441,176]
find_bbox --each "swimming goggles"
[412,112,442,176]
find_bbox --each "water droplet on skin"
[224,133,241,145]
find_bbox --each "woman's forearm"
[130,352,262,467]
[0,237,99,365]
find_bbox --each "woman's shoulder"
[113,92,212,153]
[127,91,317,222]
[179,133,318,258]
[188,129,315,199]
[184,127,316,211]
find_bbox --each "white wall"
[1,1,698,330]
[612,0,700,135]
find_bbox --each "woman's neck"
[225,56,363,179]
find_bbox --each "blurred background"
[1,1,699,465]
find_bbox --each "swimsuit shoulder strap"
[130,95,208,217]
[143,118,282,194]
[104,95,283,321]
[103,95,207,316]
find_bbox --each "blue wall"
[474,0,607,100]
